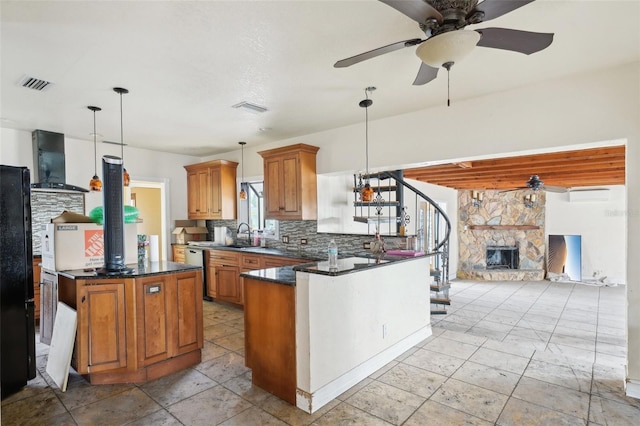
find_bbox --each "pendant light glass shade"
[238,141,247,200]
[88,106,102,191]
[114,87,130,186]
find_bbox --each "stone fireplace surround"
[458,190,546,281]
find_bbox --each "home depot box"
[41,223,138,271]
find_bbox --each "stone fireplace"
[458,190,545,281]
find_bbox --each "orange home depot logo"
[85,229,104,257]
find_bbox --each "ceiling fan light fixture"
[415,30,480,68]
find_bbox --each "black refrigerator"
[1,165,37,398]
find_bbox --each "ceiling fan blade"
[544,185,568,193]
[475,28,553,55]
[379,0,442,24]
[412,62,439,85]
[472,0,536,22]
[334,38,423,68]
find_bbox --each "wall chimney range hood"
[30,130,89,192]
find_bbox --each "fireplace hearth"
[486,246,519,269]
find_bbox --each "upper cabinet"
[258,144,319,220]
[184,160,238,220]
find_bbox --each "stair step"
[430,284,450,292]
[430,297,451,305]
[353,201,400,207]
[353,216,400,224]
[352,185,397,193]
[430,310,448,315]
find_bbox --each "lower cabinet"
[58,269,203,383]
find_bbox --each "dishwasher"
[185,246,210,301]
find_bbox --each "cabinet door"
[187,168,210,219]
[265,157,283,217]
[215,265,242,304]
[281,154,300,215]
[77,282,127,374]
[173,271,203,355]
[209,167,222,218]
[136,275,171,366]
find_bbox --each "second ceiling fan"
[335,0,554,87]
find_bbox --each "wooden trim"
[468,225,540,230]
[258,143,319,158]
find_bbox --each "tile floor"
[2,280,639,425]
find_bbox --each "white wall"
[0,127,200,258]
[546,186,627,284]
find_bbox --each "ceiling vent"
[232,101,268,114]
[18,75,54,92]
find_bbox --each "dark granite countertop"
[58,261,201,280]
[188,243,322,261]
[241,266,297,286]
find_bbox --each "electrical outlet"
[300,238,308,245]
[282,235,289,243]
[382,324,388,339]
[363,242,371,249]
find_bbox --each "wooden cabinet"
[57,269,203,384]
[206,250,241,304]
[33,258,41,321]
[172,244,186,263]
[184,160,238,220]
[258,144,319,220]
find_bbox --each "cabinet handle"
[81,296,86,303]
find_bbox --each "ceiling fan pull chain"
[443,61,453,107]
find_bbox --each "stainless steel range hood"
[30,130,88,192]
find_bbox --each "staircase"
[353,171,452,314]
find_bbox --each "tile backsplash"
[31,191,85,255]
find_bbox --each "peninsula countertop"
[57,261,201,280]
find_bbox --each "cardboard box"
[41,223,138,271]
[172,226,209,244]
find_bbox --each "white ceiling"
[1,1,639,157]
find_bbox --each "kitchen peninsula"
[57,261,203,385]
[242,255,432,413]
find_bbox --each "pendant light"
[238,141,247,200]
[113,87,130,186]
[360,86,375,202]
[88,106,103,191]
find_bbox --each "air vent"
[232,101,268,114]
[18,75,54,92]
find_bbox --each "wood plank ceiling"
[403,146,626,191]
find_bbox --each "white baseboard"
[626,379,640,399]
[296,325,432,413]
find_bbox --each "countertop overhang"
[58,261,201,280]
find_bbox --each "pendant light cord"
[119,92,124,162]
[93,109,98,176]
[365,89,369,181]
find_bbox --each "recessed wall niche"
[458,190,546,281]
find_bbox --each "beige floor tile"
[452,361,520,395]
[512,377,590,421]
[589,395,640,425]
[204,323,243,340]
[497,395,585,425]
[213,330,245,352]
[261,394,339,426]
[368,361,398,379]
[53,375,134,411]
[222,371,274,406]
[430,378,508,423]
[195,351,250,384]
[482,338,536,359]
[220,406,288,425]
[523,359,592,393]
[378,363,447,398]
[404,399,492,426]
[126,409,183,426]
[139,368,217,407]
[70,387,162,425]
[201,340,231,362]
[167,385,253,425]
[0,389,68,425]
[469,346,530,375]
[311,402,392,425]
[440,329,488,346]
[402,347,466,376]
[335,377,373,401]
[345,380,425,425]
[423,335,480,359]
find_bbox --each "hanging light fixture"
[238,141,247,200]
[88,106,103,191]
[360,86,375,202]
[113,87,130,186]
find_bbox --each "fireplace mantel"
[469,225,540,230]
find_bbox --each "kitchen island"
[57,261,203,385]
[242,255,432,413]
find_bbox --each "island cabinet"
[258,144,319,220]
[57,267,203,384]
[184,159,238,220]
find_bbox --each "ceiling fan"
[507,175,568,193]
[334,0,554,87]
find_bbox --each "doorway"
[127,179,168,261]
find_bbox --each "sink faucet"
[237,222,251,245]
